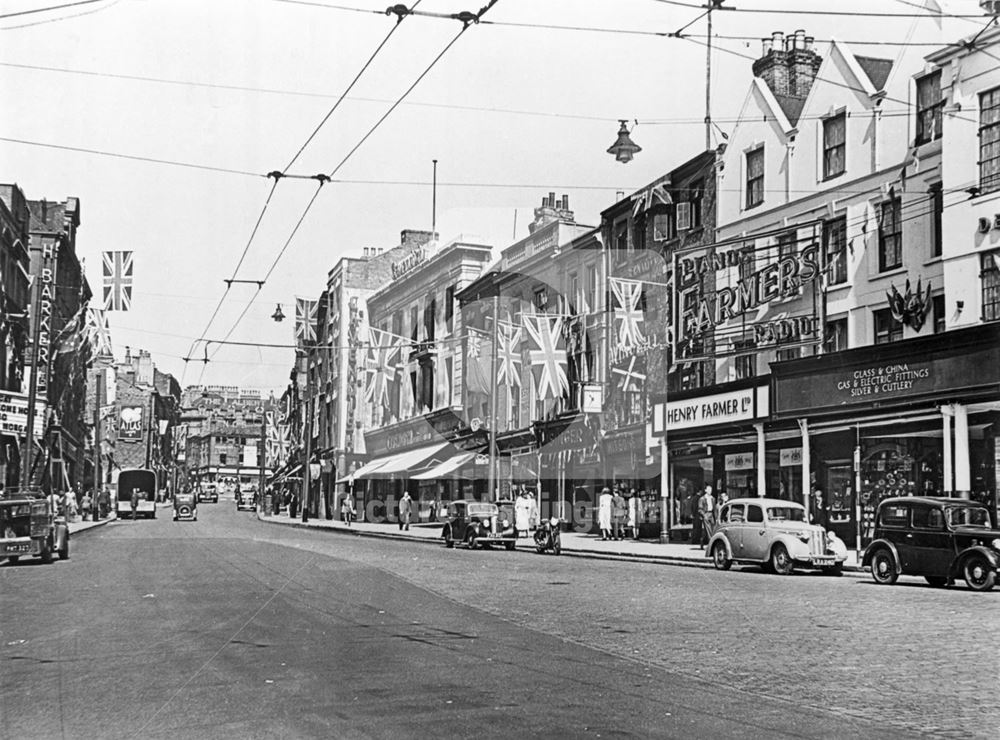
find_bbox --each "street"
[0,500,993,739]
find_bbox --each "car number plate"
[3,543,31,553]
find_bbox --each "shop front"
[771,323,1000,548]
[603,423,661,537]
[534,413,602,532]
[651,379,771,542]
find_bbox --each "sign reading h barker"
[672,222,823,361]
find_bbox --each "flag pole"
[487,292,499,507]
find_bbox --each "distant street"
[0,499,992,739]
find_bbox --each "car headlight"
[798,532,811,542]
[483,517,491,528]
[991,538,1000,551]
[500,518,509,528]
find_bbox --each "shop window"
[745,146,764,209]
[933,294,945,333]
[746,504,764,523]
[823,112,846,179]
[915,71,943,145]
[929,184,943,258]
[823,217,848,285]
[878,195,902,272]
[979,86,1000,195]
[873,308,902,344]
[982,252,1000,321]
[825,318,848,353]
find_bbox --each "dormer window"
[823,113,846,179]
[915,71,943,145]
[745,146,764,209]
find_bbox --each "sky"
[0,0,988,396]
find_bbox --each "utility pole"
[301,349,313,523]
[705,2,715,151]
[486,292,499,508]
[258,410,266,514]
[92,368,101,508]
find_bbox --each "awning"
[335,441,452,483]
[410,451,479,480]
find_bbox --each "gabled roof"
[773,94,807,127]
[855,55,894,92]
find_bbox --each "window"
[727,504,745,523]
[874,308,902,344]
[689,181,704,228]
[983,252,1000,321]
[652,212,674,241]
[981,87,1000,194]
[823,113,846,179]
[746,504,764,523]
[879,504,909,528]
[219,453,227,466]
[410,305,419,341]
[391,309,403,338]
[745,146,764,209]
[930,183,943,258]
[933,294,945,334]
[912,505,944,530]
[568,272,580,313]
[586,265,599,312]
[878,196,902,272]
[915,71,943,145]
[614,222,628,263]
[424,297,436,341]
[445,285,455,333]
[823,217,848,285]
[775,347,800,362]
[825,318,848,353]
[734,339,756,379]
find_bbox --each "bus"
[116,468,157,519]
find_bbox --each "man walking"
[698,484,716,549]
[611,488,627,541]
[398,491,413,531]
[130,487,140,520]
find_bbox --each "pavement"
[66,501,174,534]
[254,506,866,573]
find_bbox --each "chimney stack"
[752,29,821,103]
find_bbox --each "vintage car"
[442,500,517,550]
[707,497,848,575]
[235,488,257,512]
[173,491,198,521]
[198,484,218,504]
[0,494,70,564]
[862,496,999,591]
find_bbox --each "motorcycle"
[534,516,562,555]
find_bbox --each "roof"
[854,55,893,91]
[772,94,807,126]
[28,200,65,234]
[877,496,985,507]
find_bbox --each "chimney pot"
[762,37,772,54]
[561,195,569,210]
[548,191,556,207]
[804,35,814,51]
[772,31,783,47]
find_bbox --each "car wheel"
[505,541,516,551]
[552,534,561,556]
[39,537,53,564]
[712,542,732,571]
[770,544,793,575]
[963,554,996,592]
[924,576,948,588]
[869,549,898,585]
[822,563,843,576]
[465,532,477,550]
[58,536,69,560]
[8,555,19,564]
[443,526,454,548]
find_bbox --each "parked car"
[198,485,218,504]
[0,494,69,564]
[173,491,198,521]
[442,500,517,550]
[862,496,999,591]
[707,498,848,575]
[235,488,257,512]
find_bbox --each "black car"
[235,488,257,512]
[442,500,516,550]
[862,496,1000,591]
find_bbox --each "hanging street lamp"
[607,120,641,164]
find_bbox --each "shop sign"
[0,391,46,438]
[779,447,802,467]
[119,406,144,441]
[726,452,755,470]
[652,385,766,435]
[604,429,644,457]
[391,247,427,280]
[368,422,436,455]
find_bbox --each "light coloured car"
[707,498,848,575]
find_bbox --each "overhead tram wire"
[183,3,425,379]
[0,0,107,19]
[202,0,504,366]
[649,0,988,20]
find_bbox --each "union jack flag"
[364,327,400,411]
[612,354,646,392]
[295,297,318,345]
[497,322,522,388]
[465,329,490,396]
[610,277,645,351]
[86,308,113,357]
[265,411,289,468]
[102,251,133,311]
[522,313,568,401]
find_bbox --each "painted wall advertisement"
[118,405,144,441]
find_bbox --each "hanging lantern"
[271,303,286,322]
[607,119,641,164]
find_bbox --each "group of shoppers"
[597,487,641,541]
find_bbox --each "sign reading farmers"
[672,222,822,361]
[118,405,144,441]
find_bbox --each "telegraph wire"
[0,0,122,30]
[0,0,106,20]
[649,0,987,20]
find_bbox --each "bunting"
[87,307,113,357]
[631,182,672,216]
[522,313,569,401]
[54,304,88,356]
[465,330,491,395]
[102,251,133,311]
[610,277,645,351]
[295,297,318,345]
[364,327,400,411]
[612,354,646,392]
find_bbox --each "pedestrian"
[288,491,298,519]
[597,487,612,540]
[98,487,111,519]
[130,487,140,520]
[691,488,704,546]
[514,491,532,538]
[399,491,413,531]
[81,490,93,521]
[340,492,355,526]
[611,487,627,540]
[627,489,639,540]
[810,488,828,528]
[66,493,78,521]
[698,485,716,549]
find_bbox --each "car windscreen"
[0,504,31,521]
[467,503,498,517]
[766,506,806,522]
[946,506,992,528]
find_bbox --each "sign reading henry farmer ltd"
[672,223,822,361]
[651,384,768,435]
